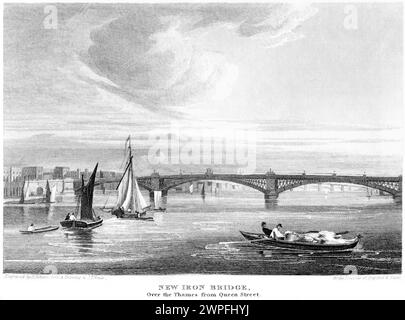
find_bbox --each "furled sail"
[79,163,98,221]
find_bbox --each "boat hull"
[60,219,103,230]
[20,226,59,234]
[240,231,360,251]
[112,208,154,220]
[118,214,154,221]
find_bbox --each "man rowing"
[261,222,272,237]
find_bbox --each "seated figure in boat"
[69,213,76,221]
[111,206,124,218]
[27,223,35,232]
[270,224,285,240]
[261,222,272,237]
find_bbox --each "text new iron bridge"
[98,169,402,205]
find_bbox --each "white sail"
[134,177,148,212]
[50,185,57,203]
[24,181,31,200]
[122,168,133,211]
[154,191,162,208]
[189,184,193,194]
[115,165,130,208]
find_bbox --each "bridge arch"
[277,180,399,197]
[161,178,267,194]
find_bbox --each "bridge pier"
[149,191,155,210]
[150,190,168,209]
[264,192,278,209]
[161,190,168,208]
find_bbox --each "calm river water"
[3,189,402,275]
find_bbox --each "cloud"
[3,3,318,121]
[189,3,318,45]
[74,4,316,110]
[78,13,236,109]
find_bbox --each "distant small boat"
[60,163,103,230]
[43,180,57,203]
[20,225,59,234]
[240,231,360,251]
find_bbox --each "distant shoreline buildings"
[3,165,122,198]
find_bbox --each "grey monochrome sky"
[3,3,403,175]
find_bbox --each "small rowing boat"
[240,231,360,251]
[20,225,59,234]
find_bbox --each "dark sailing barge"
[60,163,103,230]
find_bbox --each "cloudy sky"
[3,3,403,175]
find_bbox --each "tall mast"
[128,135,136,212]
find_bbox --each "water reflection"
[13,205,53,226]
[265,200,278,209]
[63,229,94,253]
[46,205,56,221]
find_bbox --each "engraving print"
[3,2,402,276]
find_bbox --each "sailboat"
[18,179,41,204]
[45,180,51,203]
[111,136,152,220]
[60,163,103,229]
[43,180,56,203]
